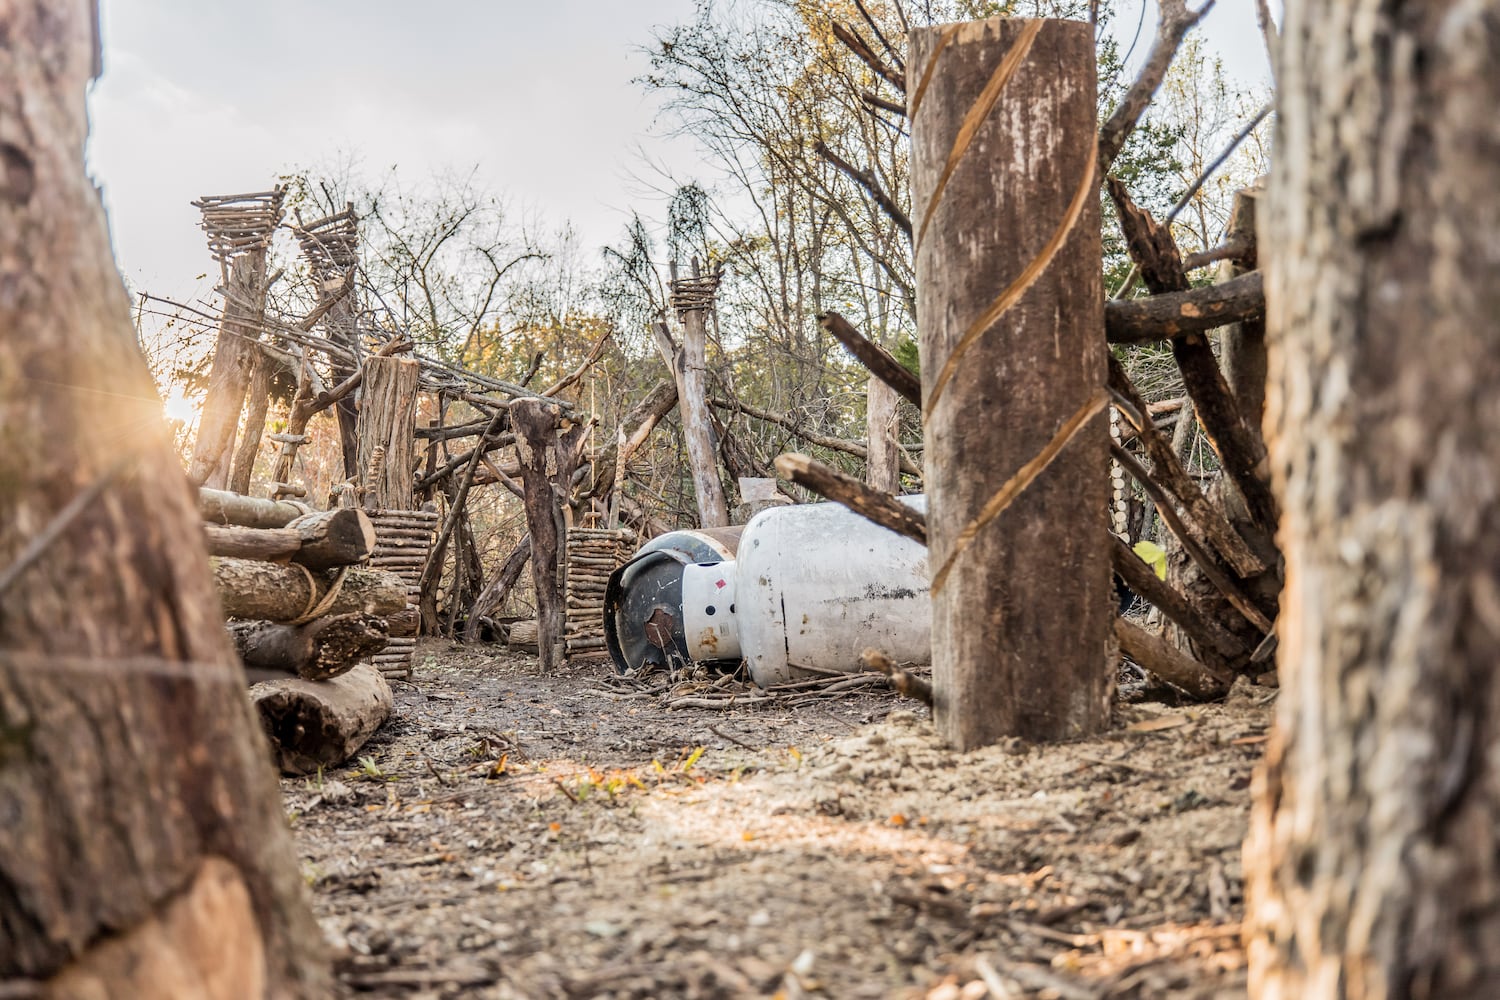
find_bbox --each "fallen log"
[229,613,389,681]
[203,509,376,571]
[1114,617,1230,700]
[249,663,393,775]
[199,487,306,529]
[213,558,407,621]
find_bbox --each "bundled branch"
[562,528,636,658]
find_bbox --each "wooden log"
[1114,618,1227,701]
[911,17,1110,748]
[199,487,307,529]
[866,374,902,492]
[249,664,393,776]
[202,508,376,570]
[387,606,420,638]
[818,311,922,407]
[774,453,926,545]
[187,246,275,488]
[227,346,276,495]
[1110,536,1244,666]
[212,558,407,621]
[1107,356,1266,576]
[229,613,389,681]
[508,619,539,650]
[1106,180,1278,535]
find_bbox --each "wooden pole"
[356,355,421,511]
[865,375,901,492]
[187,247,274,488]
[511,398,565,670]
[659,259,729,528]
[227,346,275,494]
[910,17,1109,748]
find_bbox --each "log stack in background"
[563,527,635,659]
[366,508,440,679]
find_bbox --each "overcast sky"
[87,1,1271,304]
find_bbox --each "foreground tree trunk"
[1246,4,1500,997]
[0,2,326,993]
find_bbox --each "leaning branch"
[812,140,912,239]
[1097,0,1213,175]
[1104,271,1264,344]
[774,452,926,545]
[711,397,921,477]
[830,20,906,93]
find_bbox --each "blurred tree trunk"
[1246,3,1500,997]
[0,2,326,995]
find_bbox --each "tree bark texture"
[356,355,420,511]
[249,664,393,776]
[213,559,407,622]
[0,1,326,991]
[512,399,564,670]
[1246,5,1500,998]
[910,17,1110,748]
[188,250,274,489]
[865,375,901,492]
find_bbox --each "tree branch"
[812,140,913,239]
[1097,0,1213,175]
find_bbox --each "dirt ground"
[285,639,1274,999]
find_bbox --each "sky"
[87,1,1273,305]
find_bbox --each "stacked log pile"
[563,528,635,658]
[367,508,440,679]
[199,487,399,773]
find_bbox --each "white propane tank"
[681,562,741,662]
[733,497,929,686]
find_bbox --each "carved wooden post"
[294,207,363,481]
[512,398,564,670]
[187,189,283,488]
[910,17,1109,748]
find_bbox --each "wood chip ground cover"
[286,640,1270,998]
